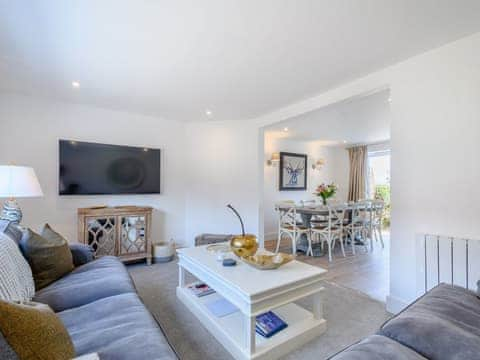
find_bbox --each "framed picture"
[279,152,307,191]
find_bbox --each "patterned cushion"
[0,232,35,302]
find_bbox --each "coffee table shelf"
[176,244,327,360]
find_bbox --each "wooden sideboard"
[78,206,152,265]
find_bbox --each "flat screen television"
[59,140,161,195]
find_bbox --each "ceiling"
[264,89,391,145]
[1,1,480,122]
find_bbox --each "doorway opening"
[260,88,391,302]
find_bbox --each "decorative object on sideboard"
[226,204,258,258]
[78,206,153,265]
[266,152,280,166]
[279,152,307,191]
[311,158,326,171]
[0,165,43,223]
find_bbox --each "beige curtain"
[347,145,367,202]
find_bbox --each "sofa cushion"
[58,293,177,360]
[19,227,74,290]
[34,256,135,312]
[379,284,480,360]
[329,335,426,360]
[0,231,35,302]
[69,243,95,267]
[0,331,18,360]
[0,300,75,360]
[0,220,22,244]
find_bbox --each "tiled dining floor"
[265,232,390,302]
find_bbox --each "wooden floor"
[265,232,389,302]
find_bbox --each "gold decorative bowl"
[230,234,258,258]
[241,253,294,270]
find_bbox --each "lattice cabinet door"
[119,215,147,255]
[85,216,117,257]
[78,206,152,264]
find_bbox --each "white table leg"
[178,264,186,288]
[312,289,325,320]
[244,314,256,355]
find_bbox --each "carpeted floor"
[128,260,391,360]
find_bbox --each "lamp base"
[1,199,22,224]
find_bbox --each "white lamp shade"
[0,165,43,198]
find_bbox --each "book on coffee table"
[255,311,288,338]
[187,282,215,297]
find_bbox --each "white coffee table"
[176,244,327,360]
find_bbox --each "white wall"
[2,32,479,313]
[263,136,348,239]
[387,33,480,311]
[184,32,480,313]
[0,93,187,245]
[184,120,261,245]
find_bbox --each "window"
[367,149,390,201]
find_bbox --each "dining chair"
[308,199,330,225]
[368,200,385,249]
[275,202,311,256]
[344,201,370,254]
[310,204,346,261]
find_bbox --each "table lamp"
[0,165,43,223]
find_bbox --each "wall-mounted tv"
[59,140,161,195]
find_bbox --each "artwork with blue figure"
[279,152,307,191]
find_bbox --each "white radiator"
[416,233,480,295]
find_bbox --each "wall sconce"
[311,158,325,171]
[267,152,280,166]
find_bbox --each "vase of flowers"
[314,183,337,205]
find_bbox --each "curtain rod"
[345,139,390,149]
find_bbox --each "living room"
[1,1,480,360]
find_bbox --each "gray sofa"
[1,224,177,360]
[331,283,480,360]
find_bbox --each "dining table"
[276,203,370,257]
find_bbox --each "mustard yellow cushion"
[0,300,75,360]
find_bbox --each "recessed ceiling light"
[387,97,392,103]
[343,140,347,144]
[205,109,212,116]
[283,127,289,132]
[71,81,80,88]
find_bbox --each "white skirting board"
[386,295,408,314]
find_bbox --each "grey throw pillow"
[19,225,74,290]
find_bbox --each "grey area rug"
[128,260,390,360]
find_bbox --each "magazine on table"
[255,311,288,338]
[187,282,215,297]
